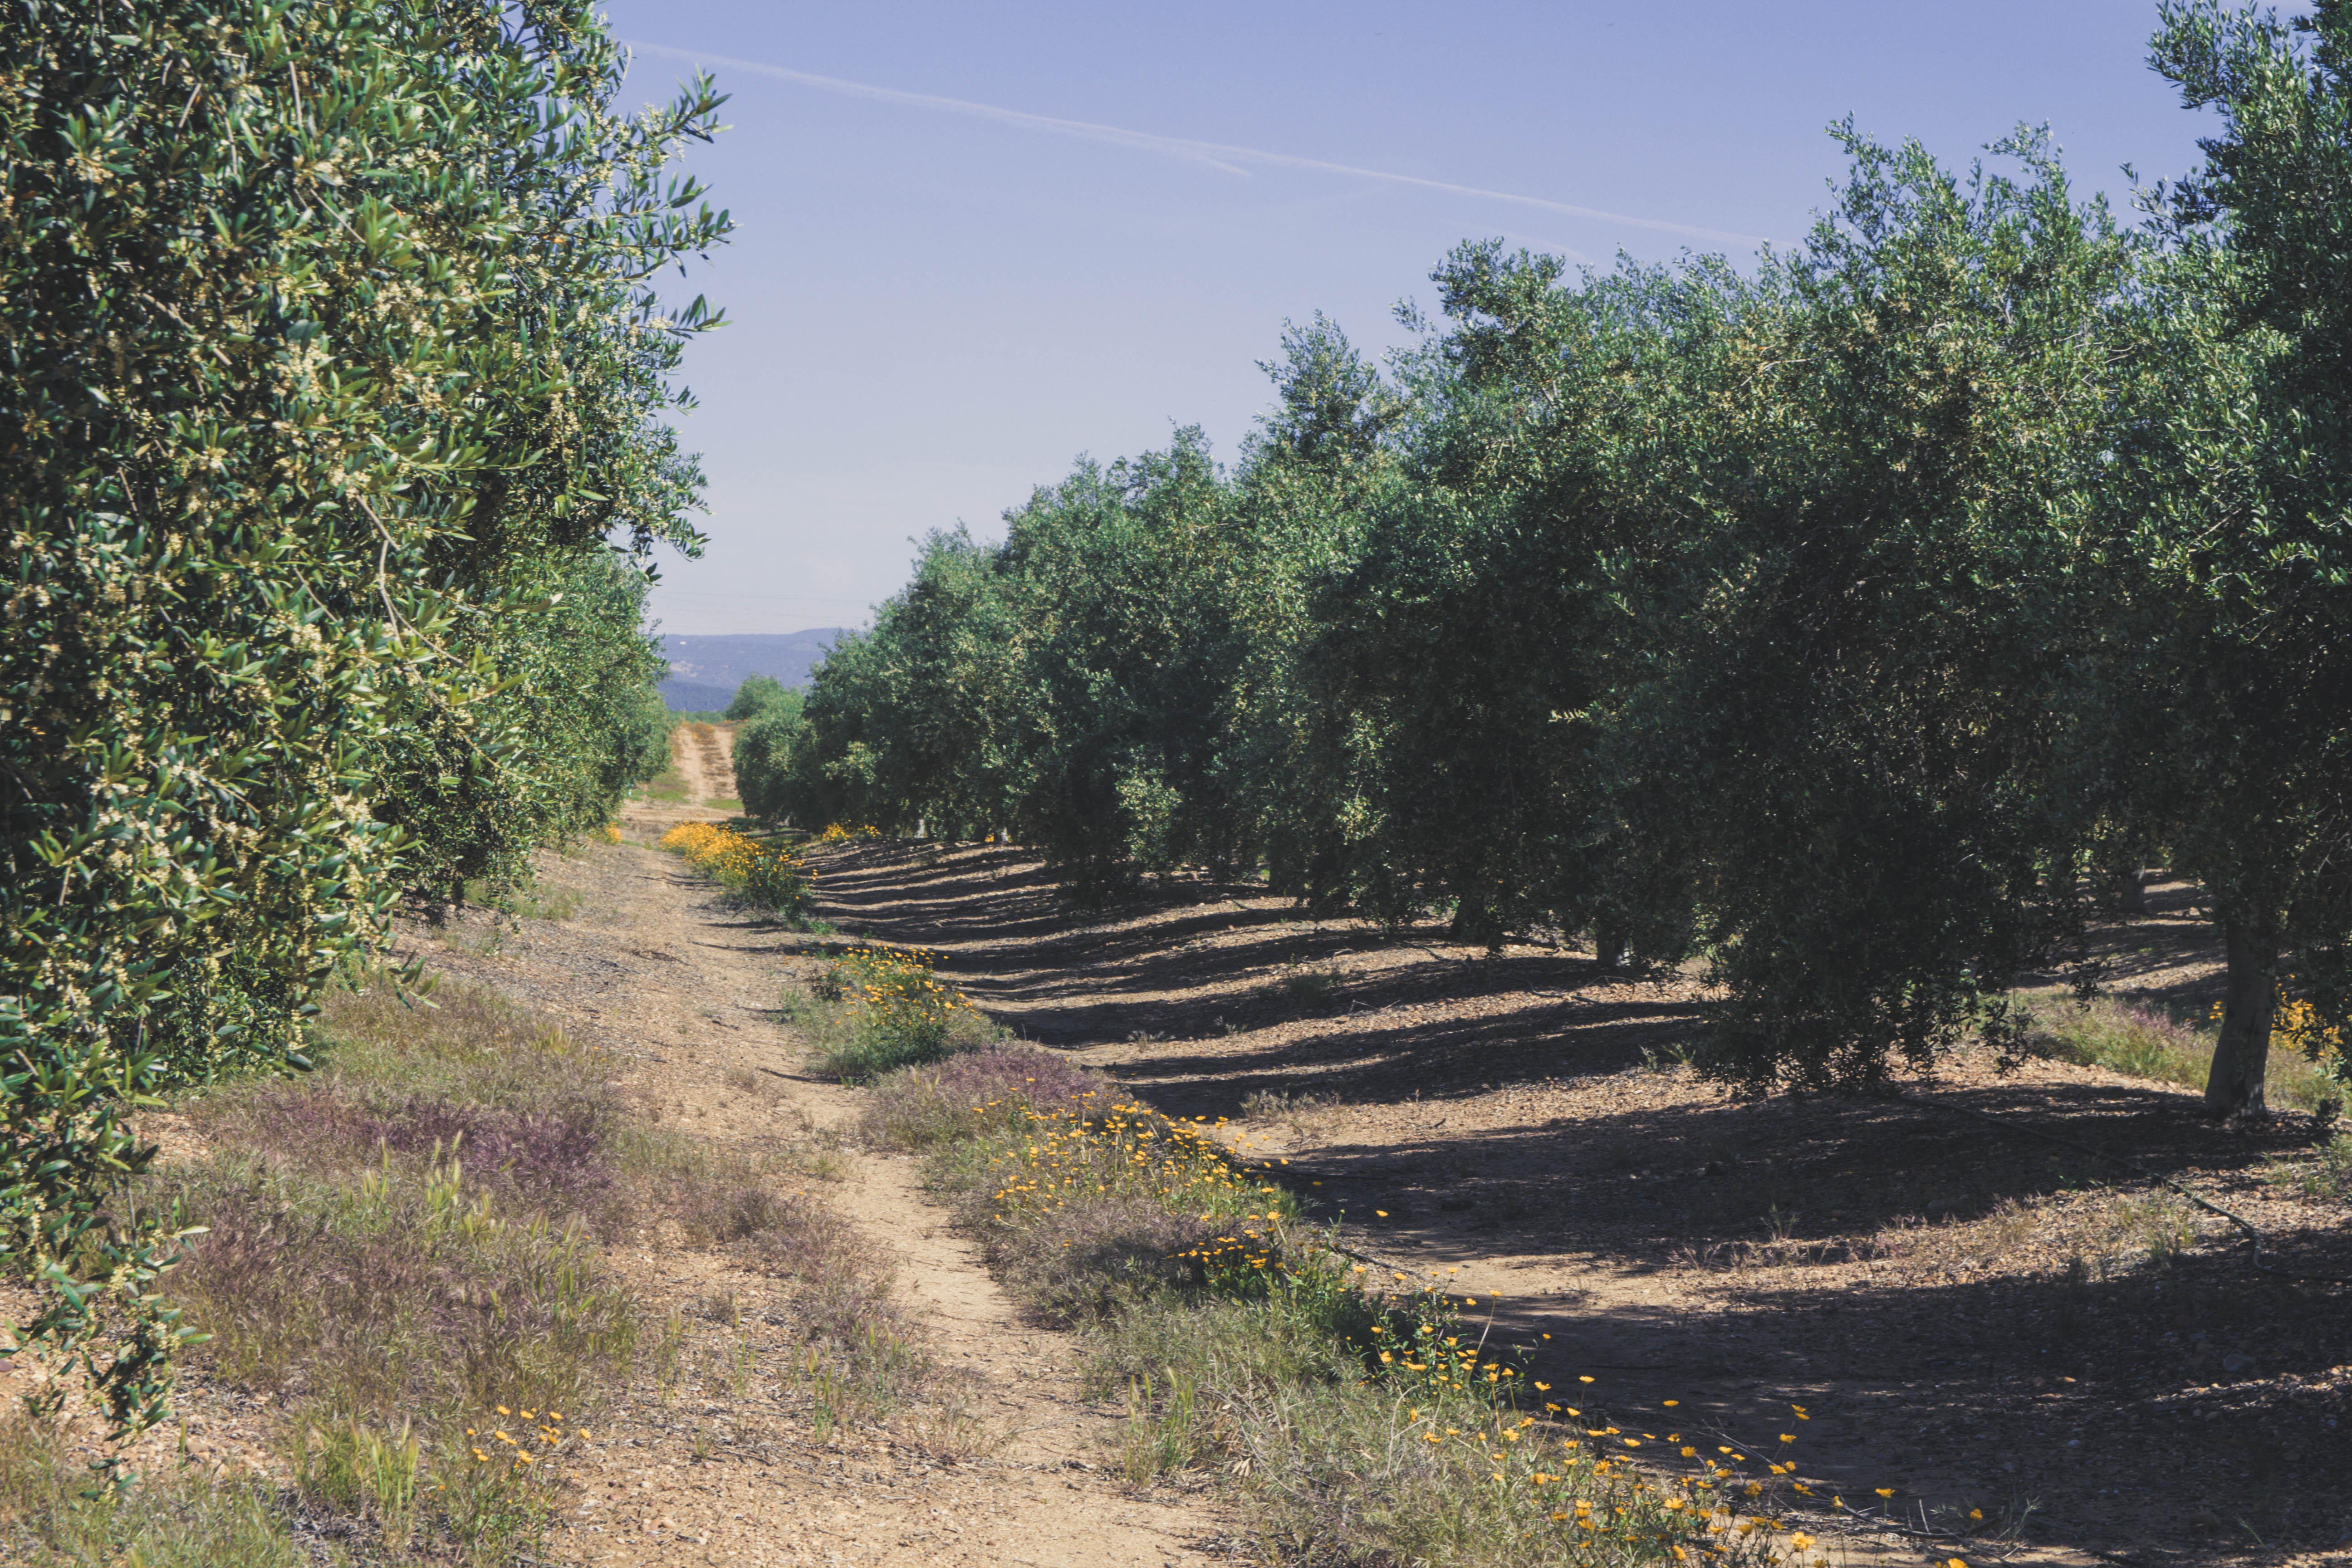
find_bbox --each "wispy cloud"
[623,40,1766,249]
[1497,230,1597,265]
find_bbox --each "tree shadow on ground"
[1292,1079,2310,1261]
[1477,1246,2349,1556]
[798,839,2352,1558]
[804,840,1701,1079]
[1103,993,1705,1115]
[1322,1081,2350,1556]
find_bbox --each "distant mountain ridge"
[658,629,846,712]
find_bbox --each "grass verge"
[790,944,1001,1082]
[0,966,917,1566]
[639,766,691,804]
[2024,995,2343,1113]
[2026,995,2352,1223]
[860,1047,1819,1568]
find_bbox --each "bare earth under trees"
[795,835,2352,1566]
[411,767,1239,1565]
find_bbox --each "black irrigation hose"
[1898,1093,2352,1285]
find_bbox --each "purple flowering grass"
[160,969,927,1433]
[859,1044,1106,1150]
[227,1086,619,1210]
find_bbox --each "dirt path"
[407,791,1236,1567]
[671,721,738,807]
[794,839,2352,1568]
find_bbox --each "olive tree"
[1656,129,2134,1090]
[2112,0,2352,1114]
[0,0,723,1431]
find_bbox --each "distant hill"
[658,629,846,712]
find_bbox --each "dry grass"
[0,967,918,1566]
[456,874,585,923]
[502,881,584,922]
[1676,1184,2217,1292]
[2266,1132,2352,1204]
[1236,1086,1342,1142]
[0,1414,309,1568]
[1264,963,1345,1009]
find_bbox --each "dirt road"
[407,772,1235,1566]
[671,720,738,804]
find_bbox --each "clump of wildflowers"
[807,945,987,1080]
[441,1402,598,1550]
[979,1098,1289,1233]
[462,1402,588,1471]
[660,821,813,913]
[2212,982,2347,1061]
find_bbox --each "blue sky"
[608,0,2219,636]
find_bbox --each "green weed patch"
[2027,996,2343,1113]
[793,945,1001,1082]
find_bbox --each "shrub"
[660,822,815,916]
[800,946,999,1081]
[730,692,805,820]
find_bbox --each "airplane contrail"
[623,40,1767,249]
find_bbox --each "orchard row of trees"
[749,2,2352,1121]
[2,0,718,1425]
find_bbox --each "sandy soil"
[390,768,1238,1565]
[795,838,2352,1568]
[670,720,737,806]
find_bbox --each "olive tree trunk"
[2115,867,2148,916]
[2205,916,2278,1117]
